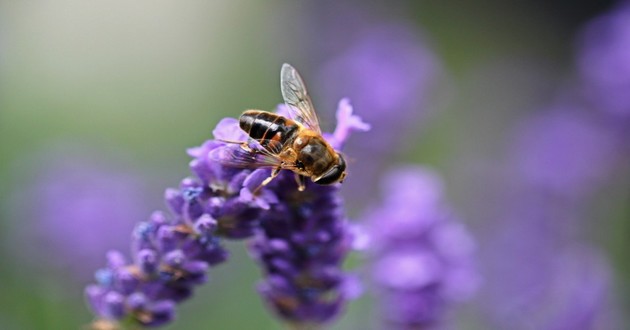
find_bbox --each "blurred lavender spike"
[482,201,616,330]
[86,98,368,328]
[577,1,630,119]
[510,108,618,200]
[317,23,443,210]
[7,145,151,282]
[478,101,621,330]
[361,166,479,329]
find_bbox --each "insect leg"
[252,167,282,195]
[294,174,307,192]
[216,138,246,145]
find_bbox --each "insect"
[218,63,347,192]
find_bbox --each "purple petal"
[212,117,248,142]
[330,98,371,149]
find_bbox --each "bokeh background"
[0,0,628,329]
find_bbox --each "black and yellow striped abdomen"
[239,110,299,148]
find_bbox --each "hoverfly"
[216,63,347,192]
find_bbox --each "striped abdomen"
[239,110,299,149]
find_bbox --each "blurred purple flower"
[319,24,439,141]
[478,100,620,329]
[510,107,618,199]
[8,147,150,281]
[482,196,615,330]
[577,1,630,118]
[86,99,368,328]
[361,166,478,329]
[317,23,443,209]
[247,101,368,326]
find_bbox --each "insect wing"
[209,145,282,169]
[280,63,322,134]
[257,138,285,155]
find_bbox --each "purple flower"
[477,101,620,329]
[319,24,440,132]
[317,23,442,209]
[7,145,150,281]
[329,98,371,150]
[509,107,618,198]
[577,2,630,118]
[85,119,273,327]
[248,173,354,324]
[244,101,368,326]
[361,166,479,329]
[481,196,616,330]
[86,98,368,328]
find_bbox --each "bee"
[217,63,347,192]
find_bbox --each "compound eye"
[314,154,347,185]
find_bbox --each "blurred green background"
[0,1,625,329]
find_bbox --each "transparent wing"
[209,144,298,171]
[209,145,282,169]
[257,139,284,156]
[280,63,322,134]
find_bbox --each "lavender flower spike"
[577,1,630,118]
[85,119,278,328]
[362,166,479,329]
[85,98,367,328]
[246,101,368,327]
